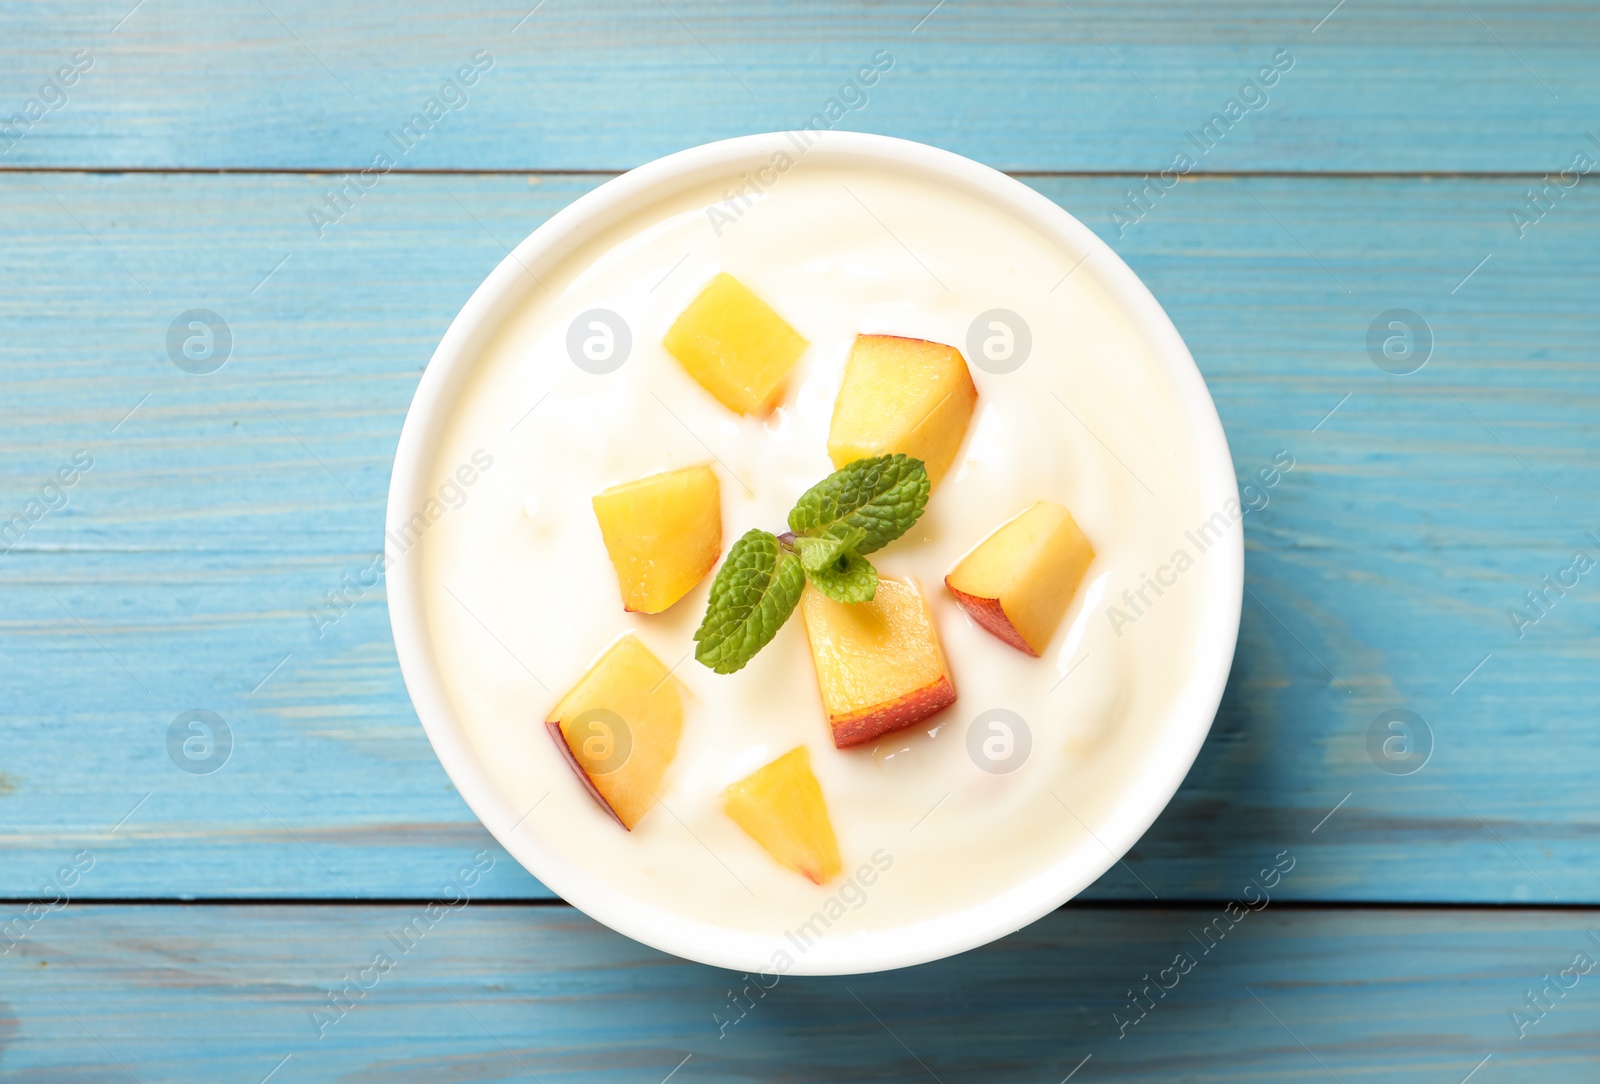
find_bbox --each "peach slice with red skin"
[945,501,1095,657]
[545,634,682,830]
[798,577,957,748]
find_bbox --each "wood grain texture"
[4,0,1597,1067]
[1,172,1595,902]
[1,0,1598,172]
[2,905,1599,1080]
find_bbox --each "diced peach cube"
[546,634,682,830]
[945,501,1094,656]
[798,577,957,748]
[662,272,808,415]
[724,746,842,884]
[592,464,722,614]
[827,334,978,487]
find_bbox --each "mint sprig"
[693,454,930,674]
[788,453,930,555]
[693,529,807,675]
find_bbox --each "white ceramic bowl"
[387,131,1242,974]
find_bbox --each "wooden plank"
[1,0,1598,172]
[0,172,1596,901]
[2,904,1598,1079]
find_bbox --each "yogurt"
[417,161,1212,940]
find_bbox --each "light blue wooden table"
[3,1,1599,1078]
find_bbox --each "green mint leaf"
[790,526,868,572]
[695,458,927,677]
[787,454,930,555]
[693,529,806,674]
[806,551,878,604]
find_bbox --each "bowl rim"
[386,130,1242,975]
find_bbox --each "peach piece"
[798,577,957,748]
[662,272,809,415]
[945,501,1094,656]
[724,746,842,884]
[827,334,978,487]
[545,634,682,829]
[592,464,722,614]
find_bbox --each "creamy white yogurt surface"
[417,161,1214,941]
